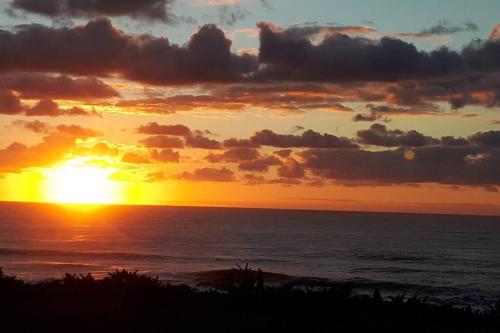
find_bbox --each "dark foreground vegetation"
[1,267,499,333]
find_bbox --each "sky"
[0,0,499,215]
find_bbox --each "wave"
[0,248,165,261]
[11,261,104,270]
[182,268,453,291]
[350,267,425,274]
[356,253,432,263]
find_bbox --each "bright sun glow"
[45,158,119,204]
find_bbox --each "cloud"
[117,95,247,113]
[352,113,381,122]
[117,86,353,113]
[25,99,100,117]
[273,149,292,158]
[299,145,500,186]
[176,167,235,182]
[137,122,192,136]
[205,147,259,162]
[251,129,358,148]
[0,18,255,85]
[75,142,120,157]
[0,91,23,115]
[256,22,466,82]
[470,130,500,148]
[0,124,101,173]
[1,18,498,115]
[150,149,180,163]
[140,136,185,149]
[223,138,260,148]
[491,24,500,40]
[137,122,222,149]
[185,133,222,149]
[255,22,500,98]
[9,0,175,22]
[12,120,50,133]
[277,159,305,179]
[384,73,500,110]
[1,19,499,113]
[217,5,249,26]
[420,21,478,35]
[357,123,440,147]
[238,155,281,172]
[0,73,118,100]
[0,93,100,116]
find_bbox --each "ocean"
[0,202,499,307]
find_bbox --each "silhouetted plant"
[0,268,499,333]
[62,273,95,286]
[105,269,160,288]
[373,288,383,303]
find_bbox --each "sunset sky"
[0,0,499,215]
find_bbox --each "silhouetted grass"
[0,267,498,332]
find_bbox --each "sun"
[45,158,119,204]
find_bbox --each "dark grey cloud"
[185,133,222,150]
[356,124,500,149]
[251,129,358,148]
[441,136,469,146]
[206,147,259,163]
[0,91,23,115]
[421,21,478,35]
[385,73,500,110]
[137,122,222,149]
[138,122,192,136]
[256,22,466,82]
[1,19,500,112]
[25,99,99,117]
[357,123,440,147]
[10,0,175,22]
[2,19,498,88]
[299,145,500,186]
[238,155,281,173]
[0,18,256,85]
[277,159,305,179]
[273,149,293,158]
[470,130,500,148]
[0,73,118,100]
[0,92,100,117]
[223,138,260,148]
[352,113,380,122]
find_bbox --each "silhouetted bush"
[0,267,498,333]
